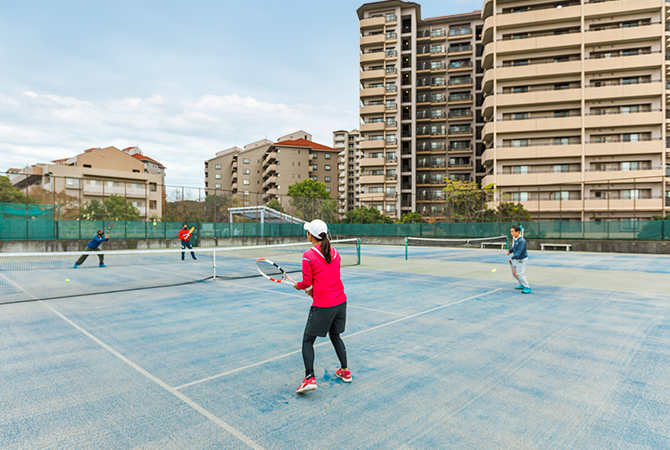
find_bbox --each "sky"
[0,0,482,187]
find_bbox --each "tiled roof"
[131,153,165,168]
[273,138,336,151]
[83,147,100,152]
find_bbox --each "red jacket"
[178,228,192,242]
[295,246,347,308]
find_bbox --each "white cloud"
[0,91,356,186]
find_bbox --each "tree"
[443,180,495,223]
[497,202,532,222]
[80,195,141,221]
[396,212,422,224]
[342,206,394,224]
[287,179,337,222]
[265,198,284,213]
[81,199,105,220]
[199,193,242,222]
[104,194,141,221]
[0,176,37,204]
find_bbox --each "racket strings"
[256,259,287,282]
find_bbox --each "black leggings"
[302,332,347,378]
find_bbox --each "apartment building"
[333,129,362,214]
[8,146,165,218]
[357,1,484,219]
[481,0,669,220]
[205,132,339,208]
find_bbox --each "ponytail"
[318,232,332,264]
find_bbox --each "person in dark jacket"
[507,225,531,294]
[74,230,109,268]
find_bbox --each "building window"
[244,190,249,196]
[215,174,221,179]
[65,177,80,188]
[326,187,331,192]
[325,153,331,159]
[215,184,221,189]
[149,200,157,209]
[243,169,250,174]
[243,158,250,164]
[312,164,317,170]
[325,176,331,182]
[243,180,250,185]
[312,176,318,181]
[325,165,331,171]
[215,164,221,169]
[311,153,318,159]
[150,183,157,192]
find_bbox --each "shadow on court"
[1,246,669,449]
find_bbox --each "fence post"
[357,238,361,265]
[405,236,408,261]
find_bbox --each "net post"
[357,238,361,265]
[213,250,217,280]
[405,236,408,260]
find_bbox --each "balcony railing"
[448,46,472,53]
[448,79,472,86]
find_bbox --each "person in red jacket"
[178,223,197,261]
[293,219,351,394]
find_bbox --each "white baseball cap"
[304,219,328,239]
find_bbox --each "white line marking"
[39,302,265,450]
[175,288,501,390]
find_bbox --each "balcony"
[496,3,581,29]
[360,86,385,97]
[360,104,386,115]
[360,122,386,132]
[495,171,583,186]
[263,164,278,179]
[360,34,385,46]
[361,52,385,63]
[482,88,582,117]
[482,144,582,165]
[231,161,237,169]
[448,46,472,56]
[359,157,387,167]
[584,168,663,183]
[585,23,662,46]
[360,16,385,29]
[584,111,662,129]
[584,140,663,157]
[263,152,278,167]
[82,184,148,198]
[360,139,386,149]
[584,52,663,74]
[359,175,386,184]
[584,81,663,101]
[583,198,663,212]
[361,69,386,80]
[263,176,278,189]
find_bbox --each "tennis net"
[0,238,361,305]
[405,235,508,260]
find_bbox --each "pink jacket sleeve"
[295,252,313,290]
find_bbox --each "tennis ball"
[66,279,69,282]
[491,269,497,273]
[153,222,157,226]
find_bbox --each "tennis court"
[1,241,669,449]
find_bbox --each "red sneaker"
[296,376,317,394]
[335,368,352,383]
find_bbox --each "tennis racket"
[188,226,195,236]
[255,258,297,286]
[107,222,114,232]
[509,260,517,278]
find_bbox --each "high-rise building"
[333,129,361,214]
[357,1,484,219]
[480,0,669,221]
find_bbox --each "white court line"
[226,282,410,317]
[2,274,265,450]
[175,288,501,391]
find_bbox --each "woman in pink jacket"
[293,219,351,394]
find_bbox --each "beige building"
[9,146,166,218]
[357,1,484,219]
[205,132,339,208]
[480,0,669,220]
[333,129,362,214]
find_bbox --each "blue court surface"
[1,244,669,449]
